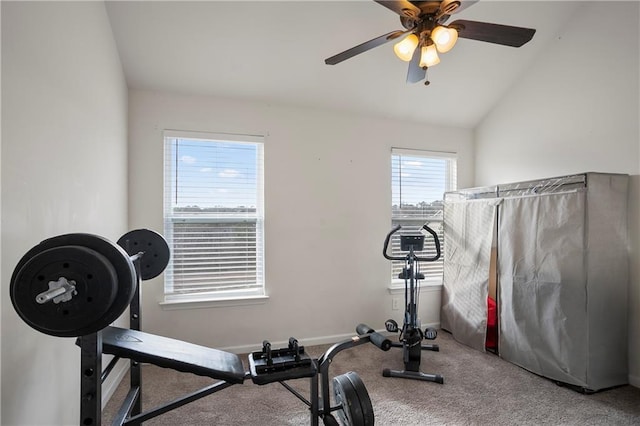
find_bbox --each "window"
[163,131,265,303]
[391,148,457,285]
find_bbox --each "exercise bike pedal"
[424,327,437,340]
[385,319,398,333]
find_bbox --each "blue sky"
[391,154,451,206]
[170,138,260,209]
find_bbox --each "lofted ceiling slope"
[105,1,582,129]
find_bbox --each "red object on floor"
[486,296,497,349]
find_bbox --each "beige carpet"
[103,331,640,425]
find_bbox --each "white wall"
[474,2,640,386]
[128,89,474,350]
[0,3,3,421]
[1,2,128,424]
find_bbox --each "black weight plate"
[10,233,137,337]
[333,374,356,425]
[344,372,374,425]
[11,246,118,337]
[117,229,170,280]
[333,372,375,426]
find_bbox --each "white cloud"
[181,155,196,164]
[219,169,239,178]
[200,167,213,173]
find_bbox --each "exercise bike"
[381,223,444,383]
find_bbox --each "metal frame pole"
[79,332,103,426]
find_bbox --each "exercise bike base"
[422,344,439,352]
[389,342,439,352]
[382,368,444,384]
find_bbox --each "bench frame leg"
[80,332,103,426]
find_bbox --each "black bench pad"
[100,326,245,384]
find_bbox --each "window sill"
[159,295,269,310]
[387,280,442,295]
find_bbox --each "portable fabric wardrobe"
[441,173,629,392]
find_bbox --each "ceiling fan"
[324,0,536,85]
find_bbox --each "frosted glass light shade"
[419,44,440,67]
[393,34,419,62]
[431,26,458,53]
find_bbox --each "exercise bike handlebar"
[382,225,403,260]
[419,224,441,262]
[382,224,441,262]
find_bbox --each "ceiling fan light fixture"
[393,33,419,61]
[431,26,458,53]
[419,44,440,68]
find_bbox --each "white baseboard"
[221,323,441,355]
[221,331,358,354]
[102,358,130,409]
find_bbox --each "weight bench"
[11,229,390,426]
[101,326,246,384]
[82,324,373,426]
[77,326,251,425]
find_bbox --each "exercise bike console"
[400,234,424,252]
[383,224,441,262]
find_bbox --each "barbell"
[10,229,170,337]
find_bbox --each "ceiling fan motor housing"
[440,0,461,15]
[410,1,460,17]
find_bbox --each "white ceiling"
[105,1,582,129]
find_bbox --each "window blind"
[164,132,265,301]
[391,148,457,282]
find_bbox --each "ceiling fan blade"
[449,20,536,47]
[406,46,425,84]
[374,0,421,18]
[325,30,408,65]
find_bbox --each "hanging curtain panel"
[441,198,500,352]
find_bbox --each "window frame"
[390,148,457,291]
[162,130,266,307]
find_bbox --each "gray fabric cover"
[442,173,629,391]
[583,174,629,389]
[441,199,499,352]
[498,191,589,386]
